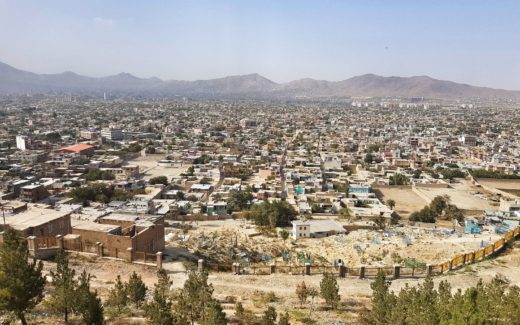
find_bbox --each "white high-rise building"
[16,135,28,151]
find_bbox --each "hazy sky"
[1,0,520,89]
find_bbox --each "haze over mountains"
[1,61,519,100]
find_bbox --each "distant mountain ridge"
[0,61,518,99]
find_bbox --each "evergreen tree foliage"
[126,271,147,308]
[144,270,174,325]
[107,275,127,312]
[364,273,520,325]
[320,273,340,309]
[260,306,277,325]
[201,299,227,325]
[45,250,77,323]
[75,271,104,325]
[0,229,45,325]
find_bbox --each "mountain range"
[1,61,519,100]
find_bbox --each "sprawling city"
[2,1,520,325]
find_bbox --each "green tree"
[201,299,226,325]
[320,273,340,310]
[75,270,104,325]
[150,176,169,186]
[235,302,245,318]
[177,270,214,325]
[278,311,291,325]
[107,275,127,313]
[0,229,45,325]
[365,153,374,164]
[279,229,290,245]
[126,271,147,309]
[387,199,396,210]
[45,250,77,323]
[176,191,186,200]
[372,215,387,230]
[85,169,115,181]
[389,173,409,185]
[444,204,464,223]
[390,212,401,225]
[430,195,449,215]
[363,272,394,324]
[227,190,254,212]
[261,306,277,325]
[248,200,297,228]
[144,270,174,325]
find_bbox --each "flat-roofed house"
[59,143,95,156]
[19,184,50,202]
[292,219,346,240]
[3,205,71,237]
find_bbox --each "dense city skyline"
[1,1,520,89]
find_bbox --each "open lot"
[373,186,427,217]
[476,178,520,191]
[127,154,188,180]
[415,180,496,211]
[476,178,520,197]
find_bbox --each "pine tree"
[320,273,340,310]
[144,288,174,325]
[107,275,128,312]
[75,270,104,325]
[126,271,147,308]
[295,281,308,307]
[363,272,393,324]
[156,268,172,298]
[278,311,290,325]
[235,301,245,318]
[201,299,226,325]
[0,229,45,325]
[260,306,277,325]
[45,250,77,323]
[144,269,174,325]
[177,270,214,324]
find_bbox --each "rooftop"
[71,219,120,233]
[5,206,70,231]
[59,143,94,153]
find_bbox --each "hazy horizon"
[1,1,520,89]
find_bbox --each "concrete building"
[292,220,346,240]
[101,128,124,141]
